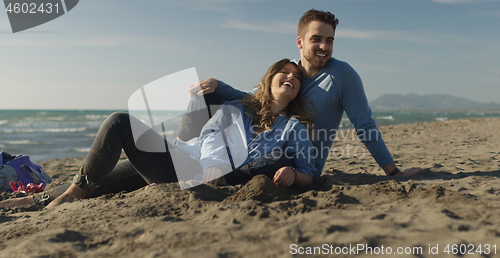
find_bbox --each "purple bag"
[0,151,52,192]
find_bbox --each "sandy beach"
[1,118,500,257]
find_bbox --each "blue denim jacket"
[199,101,319,180]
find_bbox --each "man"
[193,9,422,177]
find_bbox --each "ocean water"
[0,110,184,162]
[1,109,499,162]
[351,110,500,128]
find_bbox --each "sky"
[0,0,499,110]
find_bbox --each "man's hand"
[188,78,218,97]
[272,166,296,187]
[396,167,423,177]
[203,166,223,186]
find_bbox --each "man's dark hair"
[298,9,339,37]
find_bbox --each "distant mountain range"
[369,93,500,110]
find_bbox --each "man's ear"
[296,36,303,49]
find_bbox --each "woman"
[1,59,318,209]
[200,59,317,187]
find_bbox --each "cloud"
[221,19,404,40]
[0,33,189,51]
[338,28,470,46]
[0,37,113,47]
[334,28,462,45]
[468,10,500,17]
[430,0,500,3]
[431,0,476,3]
[221,19,296,34]
[155,0,259,12]
[335,29,398,40]
[220,19,469,45]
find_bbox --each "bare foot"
[45,183,87,209]
[0,196,34,208]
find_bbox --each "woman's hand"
[188,78,218,97]
[383,163,423,177]
[203,166,223,186]
[272,166,296,187]
[396,167,423,176]
[145,183,158,190]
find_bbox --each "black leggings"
[78,112,178,189]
